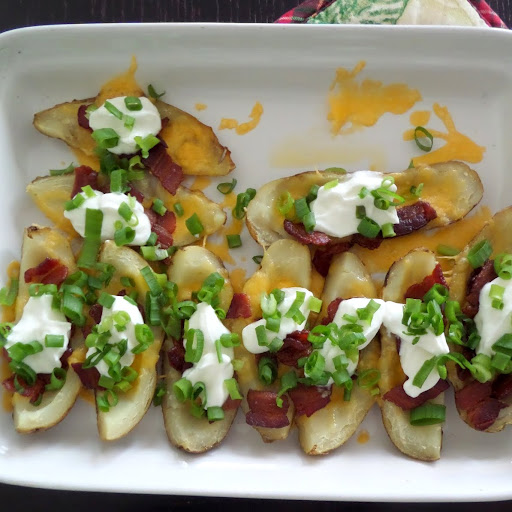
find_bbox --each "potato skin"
[449,206,512,432]
[246,162,483,248]
[379,249,444,461]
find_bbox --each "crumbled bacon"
[276,330,312,368]
[492,374,512,401]
[88,303,103,325]
[60,347,73,370]
[142,143,183,195]
[71,362,103,390]
[283,221,332,246]
[245,389,290,428]
[463,260,497,318]
[24,258,69,287]
[288,383,332,417]
[226,293,252,319]
[146,209,175,249]
[77,104,92,131]
[71,165,99,198]
[466,399,505,431]
[167,338,192,374]
[128,186,145,203]
[455,381,492,411]
[222,396,242,411]
[352,234,383,250]
[383,379,449,410]
[393,201,437,236]
[312,242,353,277]
[2,375,45,403]
[322,298,343,325]
[405,264,447,299]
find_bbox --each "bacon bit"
[283,221,332,246]
[88,303,103,325]
[245,389,290,428]
[71,362,103,390]
[463,260,497,318]
[322,298,343,325]
[455,380,492,411]
[312,242,353,277]
[383,379,449,410]
[146,208,174,249]
[77,104,92,131]
[492,374,512,400]
[394,201,437,237]
[71,165,99,198]
[288,383,332,417]
[226,293,252,319]
[24,257,69,287]
[60,347,73,370]
[2,375,45,403]
[352,234,383,250]
[466,398,506,431]
[167,338,192,374]
[276,330,312,368]
[142,143,183,195]
[128,186,144,203]
[223,396,242,411]
[405,264,447,299]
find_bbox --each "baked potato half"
[449,206,512,433]
[296,252,379,455]
[95,241,163,441]
[379,249,446,461]
[10,225,81,433]
[246,162,483,247]
[163,246,237,453]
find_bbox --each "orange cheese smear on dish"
[404,104,486,166]
[328,61,421,135]
[195,103,208,111]
[219,101,263,135]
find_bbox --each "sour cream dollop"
[64,190,151,246]
[5,294,72,374]
[309,171,399,238]
[89,96,162,155]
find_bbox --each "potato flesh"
[380,249,443,461]
[163,246,236,453]
[297,252,378,455]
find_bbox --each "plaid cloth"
[276,0,507,28]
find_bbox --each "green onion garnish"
[146,232,158,246]
[98,292,115,309]
[489,283,505,310]
[120,276,135,288]
[96,389,118,412]
[114,226,136,246]
[92,128,120,149]
[134,134,160,159]
[258,356,278,385]
[141,246,170,261]
[294,197,310,221]
[124,96,142,111]
[437,244,460,257]
[304,351,326,382]
[184,328,204,363]
[77,208,103,268]
[412,356,437,388]
[494,253,512,280]
[357,369,381,389]
[207,406,225,422]
[220,333,240,347]
[152,198,167,216]
[140,266,163,295]
[423,283,449,305]
[109,169,126,193]
[173,203,184,217]
[252,255,263,265]
[152,381,166,406]
[0,278,19,306]
[104,100,123,120]
[49,163,74,176]
[45,367,67,391]
[276,371,298,408]
[185,213,204,237]
[224,378,242,400]
[324,179,339,190]
[45,334,65,348]
[8,341,43,362]
[306,184,320,204]
[118,201,133,222]
[284,291,306,324]
[148,84,165,99]
[381,223,396,238]
[413,126,434,152]
[324,167,346,174]
[357,217,380,239]
[61,291,86,327]
[410,183,424,198]
[64,193,86,211]
[355,205,366,219]
[307,296,322,314]
[409,403,446,426]
[217,179,237,195]
[232,188,256,220]
[226,234,242,249]
[278,191,294,216]
[356,299,381,324]
[467,239,492,269]
[124,115,135,130]
[173,378,192,402]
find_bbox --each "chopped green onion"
[423,284,449,305]
[220,333,240,347]
[207,406,225,422]
[92,128,120,149]
[45,334,65,348]
[97,292,114,309]
[134,134,160,158]
[49,163,74,176]
[152,380,166,406]
[124,96,142,111]
[412,356,437,388]
[324,179,339,190]
[104,100,123,120]
[359,187,369,199]
[357,369,381,389]
[414,126,434,152]
[215,338,223,363]
[45,367,67,391]
[308,297,322,314]
[467,239,492,269]
[184,328,204,363]
[255,324,268,347]
[118,201,133,222]
[173,203,184,217]
[252,255,263,265]
[306,184,320,204]
[258,356,278,385]
[232,188,256,220]
[469,353,493,383]
[294,197,310,220]
[109,169,126,193]
[491,351,511,372]
[381,223,396,239]
[78,208,103,268]
[494,253,512,280]
[437,244,460,257]
[224,378,242,400]
[173,378,193,402]
[324,167,346,174]
[124,115,135,130]
[302,211,316,233]
[185,213,204,237]
[0,278,19,306]
[61,290,86,327]
[96,389,118,412]
[304,351,325,382]
[284,291,306,324]
[64,193,86,211]
[140,266,163,296]
[356,299,381,325]
[226,234,242,249]
[217,179,237,195]
[152,198,167,216]
[357,217,380,239]
[410,183,424,197]
[120,276,135,288]
[278,191,294,216]
[355,205,366,220]
[410,403,446,426]
[489,284,505,310]
[492,333,512,356]
[265,316,281,333]
[8,341,43,362]
[141,246,170,261]
[146,232,158,246]
[114,226,135,246]
[85,104,98,118]
[148,84,165,99]
[408,160,414,169]
[276,371,298,407]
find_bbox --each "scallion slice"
[152,198,167,216]
[232,188,256,220]
[356,299,381,325]
[307,296,322,314]
[252,255,263,265]
[0,278,19,306]
[357,217,380,239]
[124,115,135,130]
[494,253,512,280]
[45,367,67,391]
[134,134,160,159]
[140,266,163,296]
[49,163,74,176]
[114,226,136,246]
[324,167,346,174]
[207,406,225,422]
[357,368,381,389]
[118,201,133,222]
[226,234,242,249]
[489,283,505,310]
[173,202,184,217]
[148,84,165,99]
[276,371,298,407]
[467,239,492,269]
[78,208,103,268]
[173,378,193,402]
[104,100,123,120]
[258,356,278,385]
[185,213,204,237]
[437,244,460,257]
[413,126,434,152]
[381,223,396,238]
[124,96,142,111]
[412,356,437,388]
[410,183,424,197]
[278,191,294,216]
[217,179,237,195]
[92,128,120,149]
[410,403,446,426]
[224,378,242,400]
[45,334,65,348]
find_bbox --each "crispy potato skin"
[246,162,483,248]
[379,249,444,461]
[449,206,512,432]
[163,246,236,453]
[95,242,163,441]
[11,226,81,433]
[296,253,379,455]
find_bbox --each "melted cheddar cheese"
[219,102,263,135]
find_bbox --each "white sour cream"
[5,294,72,374]
[309,171,399,238]
[87,295,146,377]
[474,276,512,356]
[242,287,314,355]
[182,302,234,408]
[89,96,162,155]
[64,190,151,246]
